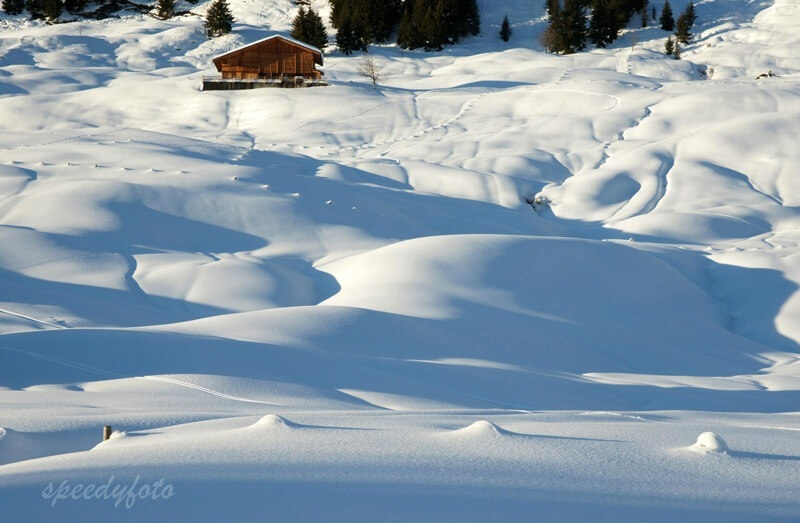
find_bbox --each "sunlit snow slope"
[1,0,799,520]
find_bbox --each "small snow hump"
[689,432,729,454]
[449,420,510,438]
[250,414,295,431]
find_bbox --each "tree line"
[2,0,225,28]
[543,0,697,54]
[326,0,480,54]
[664,0,696,58]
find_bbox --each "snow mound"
[92,430,127,450]
[448,420,511,438]
[689,432,729,454]
[249,414,295,431]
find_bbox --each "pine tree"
[500,14,511,41]
[305,8,329,50]
[368,0,403,43]
[563,0,588,53]
[330,0,342,27]
[589,0,619,48]
[396,0,420,48]
[664,35,674,55]
[651,4,656,20]
[2,0,25,14]
[63,0,85,12]
[463,0,480,36]
[659,0,674,31]
[640,0,649,26]
[291,7,308,42]
[42,0,61,20]
[545,0,587,54]
[684,0,695,26]
[673,40,681,59]
[439,0,461,42]
[205,0,233,37]
[26,0,43,18]
[157,0,174,19]
[331,0,402,45]
[417,0,444,50]
[397,0,480,50]
[675,12,691,43]
[335,4,367,54]
[546,0,560,20]
[336,15,357,54]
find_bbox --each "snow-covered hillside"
[1,0,799,520]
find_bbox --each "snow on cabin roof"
[212,35,324,65]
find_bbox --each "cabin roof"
[212,35,324,66]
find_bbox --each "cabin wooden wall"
[215,39,322,80]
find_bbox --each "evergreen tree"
[291,7,308,42]
[463,0,480,36]
[675,12,691,43]
[335,4,367,54]
[651,4,656,20]
[673,40,681,59]
[2,0,25,14]
[26,0,43,18]
[659,0,674,31]
[684,0,695,26]
[63,0,85,12]
[329,0,342,27]
[664,35,674,55]
[336,15,357,54]
[304,8,329,50]
[330,0,402,44]
[440,0,479,42]
[368,0,403,43]
[396,0,422,48]
[563,0,588,53]
[205,0,233,37]
[589,0,619,48]
[439,0,461,43]
[397,0,480,50]
[156,0,174,19]
[42,0,61,20]
[546,0,560,20]
[640,0,649,26]
[500,14,511,41]
[416,0,444,50]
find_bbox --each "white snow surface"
[1,0,800,520]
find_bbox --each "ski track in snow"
[136,375,282,405]
[0,308,66,330]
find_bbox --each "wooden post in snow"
[103,425,112,441]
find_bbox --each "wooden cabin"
[203,35,327,90]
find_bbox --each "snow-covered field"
[1,0,799,520]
